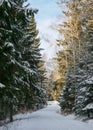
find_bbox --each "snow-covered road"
[0,101,93,130]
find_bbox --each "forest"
[0,0,93,128]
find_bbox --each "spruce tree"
[20,14,47,110]
[57,0,83,113]
[0,0,47,121]
[74,0,93,115]
[0,0,28,121]
[58,0,93,116]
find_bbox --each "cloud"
[37,18,57,39]
[36,18,59,59]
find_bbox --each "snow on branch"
[85,77,93,84]
[0,83,5,88]
[0,0,4,6]
[82,103,93,111]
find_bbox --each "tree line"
[0,0,47,122]
[56,0,93,117]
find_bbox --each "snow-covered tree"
[74,0,93,115]
[0,0,28,121]
[57,0,83,113]
[0,0,47,122]
[58,0,93,117]
[20,14,47,110]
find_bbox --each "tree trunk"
[87,109,90,118]
[9,104,13,122]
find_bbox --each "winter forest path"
[0,101,93,130]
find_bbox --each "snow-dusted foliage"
[83,103,93,111]
[0,83,5,88]
[59,67,76,113]
[0,0,47,122]
[58,0,93,117]
[0,0,4,6]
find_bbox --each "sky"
[27,0,63,59]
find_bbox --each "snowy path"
[0,101,93,130]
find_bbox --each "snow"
[16,61,35,74]
[5,42,14,48]
[80,87,86,92]
[0,101,93,130]
[0,83,5,88]
[0,0,4,6]
[83,103,93,110]
[85,77,93,84]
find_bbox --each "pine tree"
[0,0,47,122]
[74,0,93,116]
[58,0,93,116]
[20,14,47,110]
[57,0,83,113]
[0,0,28,121]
